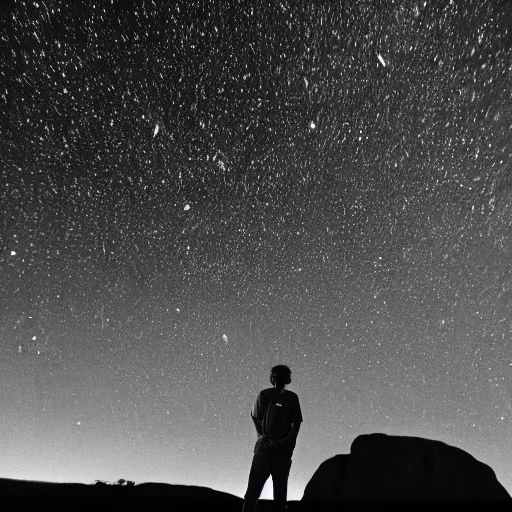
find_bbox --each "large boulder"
[303,433,510,500]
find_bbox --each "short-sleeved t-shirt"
[251,388,303,457]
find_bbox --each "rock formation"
[303,433,510,500]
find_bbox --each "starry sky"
[0,0,511,501]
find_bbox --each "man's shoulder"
[284,389,299,399]
[258,388,274,397]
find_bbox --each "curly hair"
[270,365,292,386]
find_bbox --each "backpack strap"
[262,388,277,438]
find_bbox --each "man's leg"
[270,456,292,512]
[242,452,271,512]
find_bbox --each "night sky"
[1,0,511,500]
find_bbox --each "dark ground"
[0,478,509,511]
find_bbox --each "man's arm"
[250,392,264,436]
[251,414,264,436]
[275,422,301,446]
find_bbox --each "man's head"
[270,365,292,387]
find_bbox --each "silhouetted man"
[242,365,303,512]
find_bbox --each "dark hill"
[0,477,240,499]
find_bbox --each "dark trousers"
[242,451,292,512]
